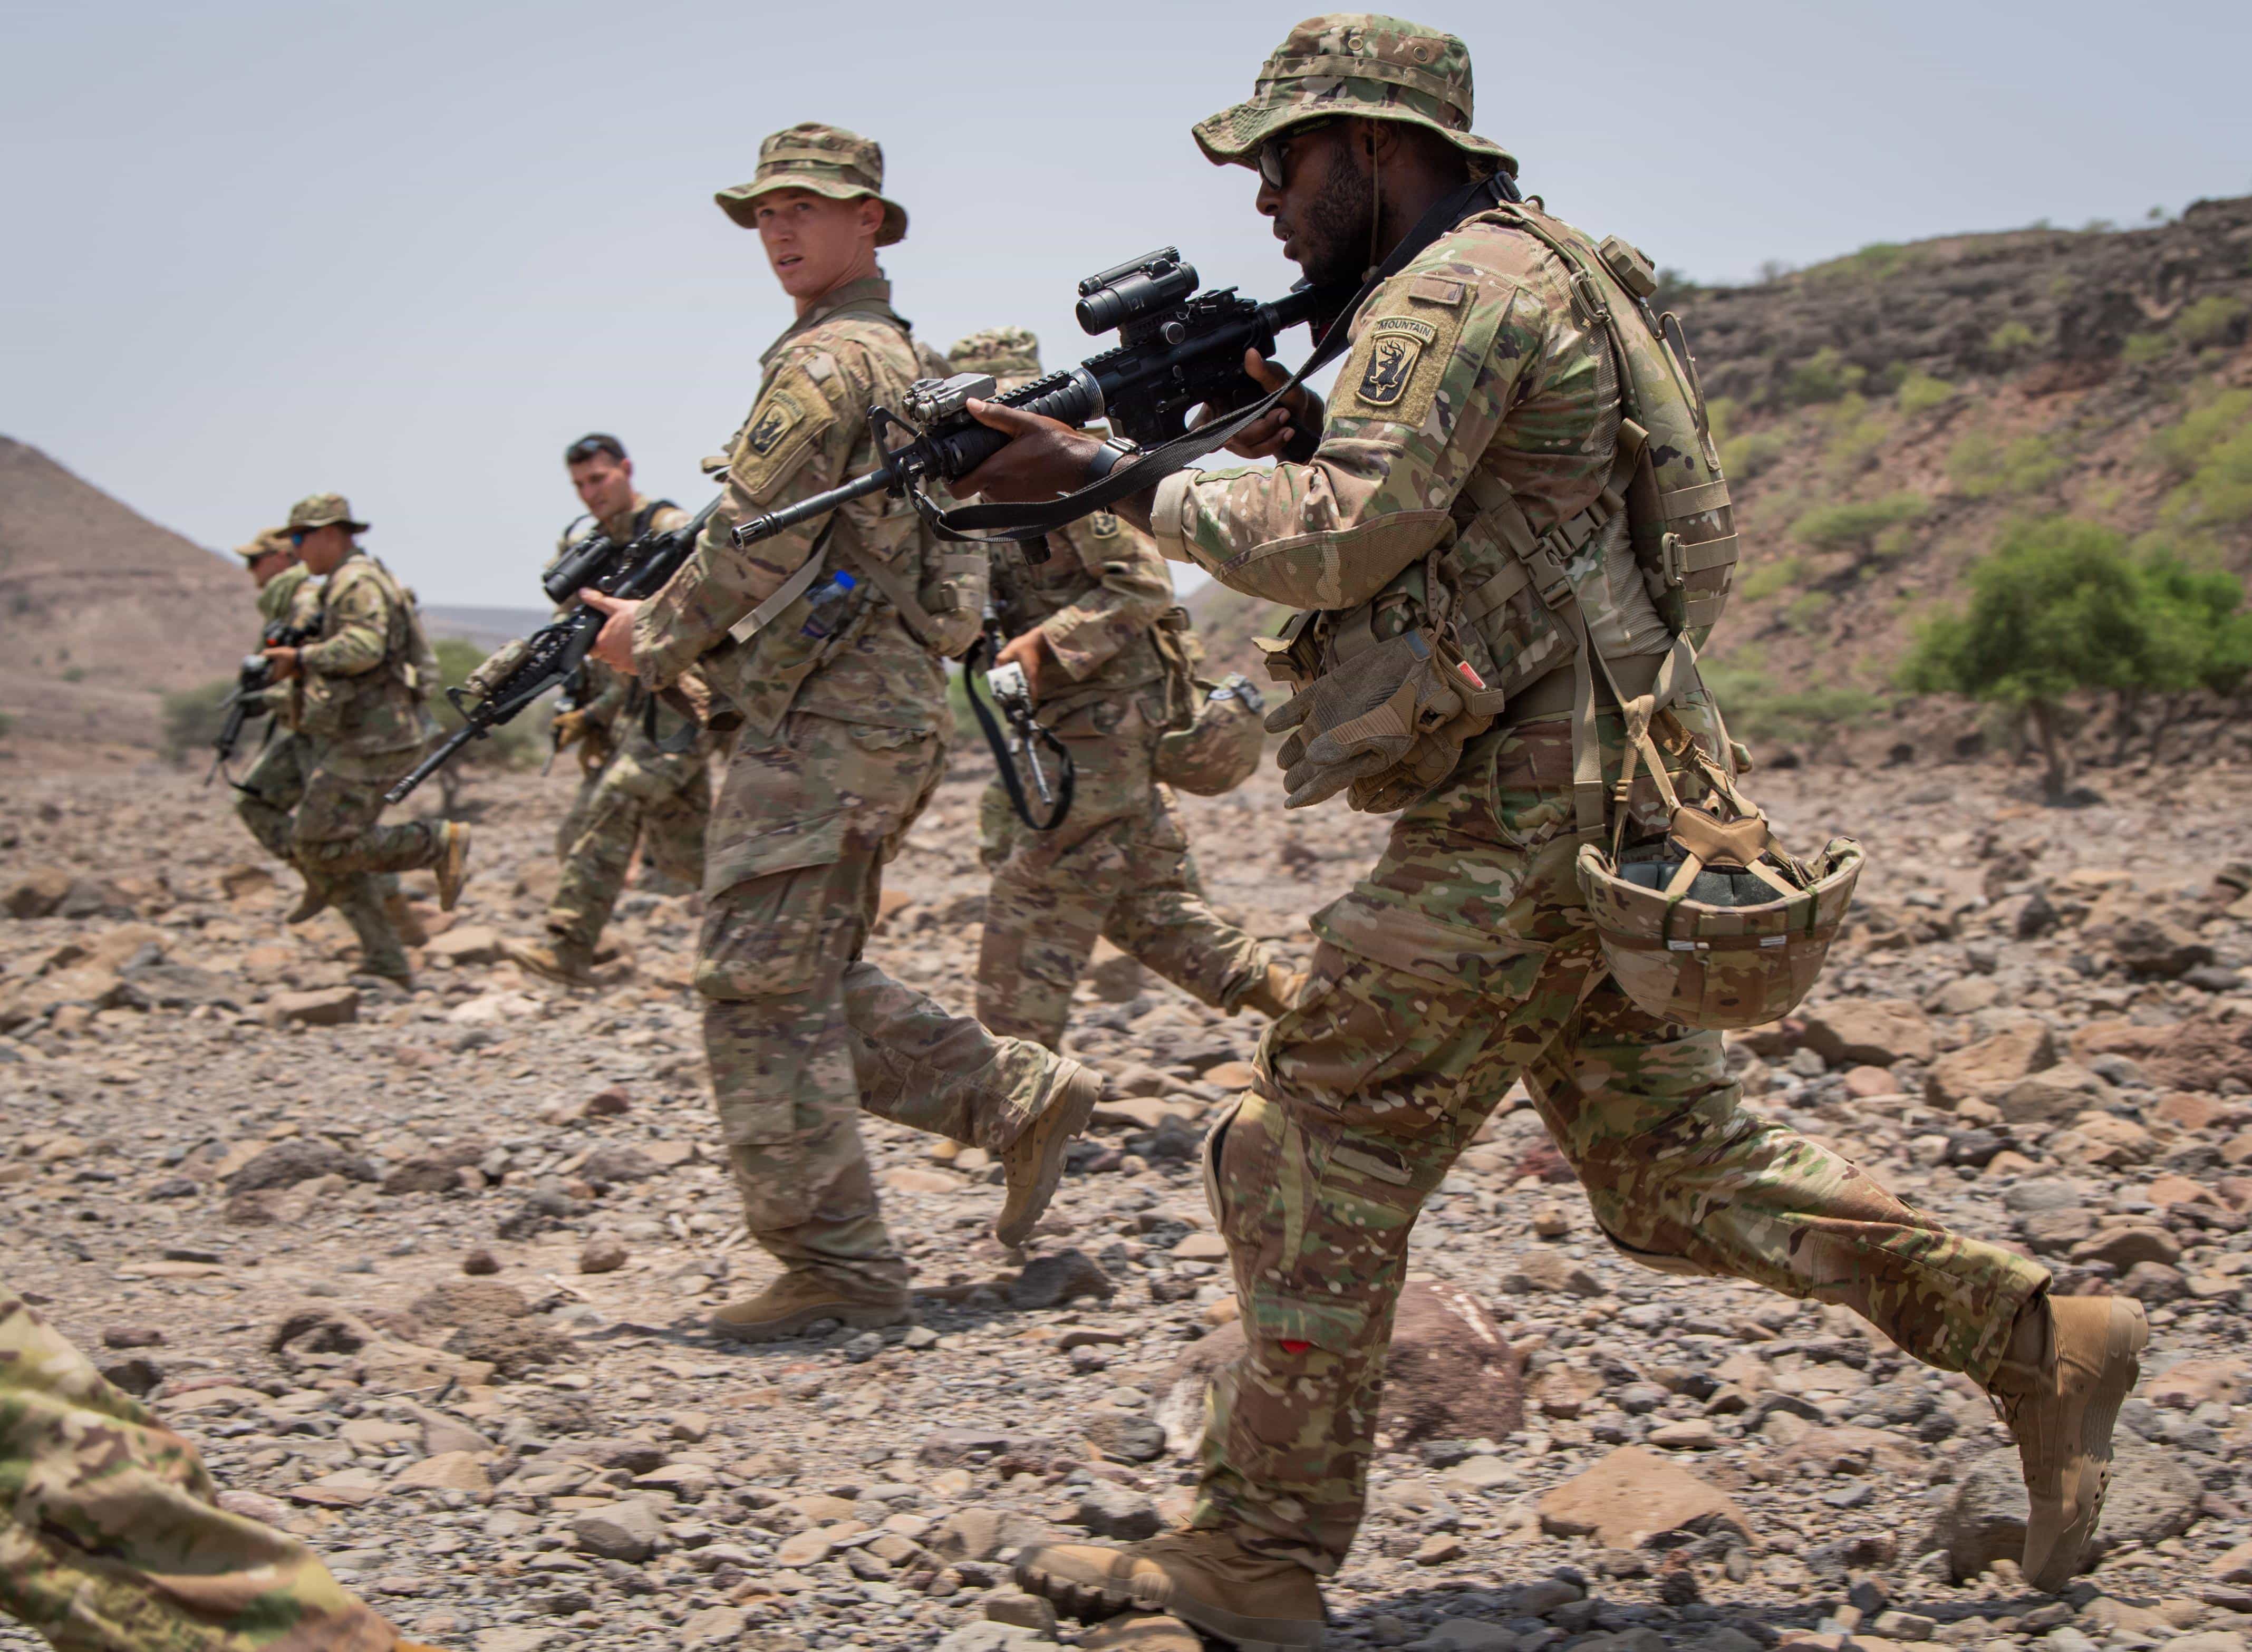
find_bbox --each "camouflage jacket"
[294,549,438,766]
[1000,510,1182,727]
[551,494,698,748]
[1148,207,1681,699]
[632,276,946,738]
[256,563,321,727]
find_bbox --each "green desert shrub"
[1791,492,1927,554]
[1896,370,1955,413]
[1786,347,1864,405]
[2176,295,2248,350]
[1948,430,2068,500]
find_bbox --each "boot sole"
[1014,1558,1322,1652]
[2025,1296,2149,1592]
[995,1058,1102,1248]
[708,1300,909,1345]
[501,945,593,987]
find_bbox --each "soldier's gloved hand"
[1262,632,1461,809]
[552,709,591,750]
[463,640,530,701]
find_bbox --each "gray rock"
[928,1508,1053,1564]
[118,963,233,1010]
[980,1586,1059,1633]
[920,1426,1012,1465]
[1083,1411,1167,1463]
[577,1144,659,1186]
[569,1500,669,1562]
[1007,1250,1114,1310]
[1926,1437,2203,1580]
[1076,1480,1162,1539]
[935,1625,1050,1652]
[224,1138,378,1193]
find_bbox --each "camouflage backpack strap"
[1149,605,1200,731]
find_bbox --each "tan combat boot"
[1235,960,1306,1020]
[284,872,330,925]
[709,1271,911,1345]
[433,822,473,912]
[500,933,595,986]
[1078,1614,1207,1651]
[1016,1530,1326,1652]
[383,886,430,947]
[995,1057,1103,1248]
[1988,1293,2148,1592]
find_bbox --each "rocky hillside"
[0,436,248,755]
[1191,195,2252,771]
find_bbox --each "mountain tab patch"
[1335,286,1464,430]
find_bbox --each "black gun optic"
[543,532,621,608]
[1075,248,1200,336]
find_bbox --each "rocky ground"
[5,747,2252,1652]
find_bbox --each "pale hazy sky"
[4,1,2247,606]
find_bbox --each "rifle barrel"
[385,722,481,805]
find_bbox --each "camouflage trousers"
[0,1282,396,1652]
[977,704,1270,1048]
[236,732,413,979]
[547,738,710,951]
[698,714,1070,1297]
[1192,715,2053,1573]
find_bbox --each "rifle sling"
[934,174,1510,543]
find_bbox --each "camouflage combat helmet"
[1576,791,1864,1032]
[1154,674,1267,798]
[1194,14,1515,179]
[234,525,294,563]
[948,327,1042,390]
[285,492,368,533]
[716,122,908,247]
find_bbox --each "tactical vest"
[1262,206,1739,819]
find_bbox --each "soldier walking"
[501,433,713,985]
[260,494,471,981]
[229,526,425,951]
[962,16,2145,1644]
[582,125,1101,1344]
[950,328,1297,1048]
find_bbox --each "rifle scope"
[543,534,617,607]
[1075,248,1199,336]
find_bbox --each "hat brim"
[715,177,908,247]
[1192,100,1515,179]
[294,516,369,533]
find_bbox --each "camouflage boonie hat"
[285,492,367,533]
[1195,14,1515,179]
[234,526,294,563]
[949,327,1042,391]
[716,122,907,247]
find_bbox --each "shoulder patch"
[1087,510,1120,538]
[730,359,837,500]
[1331,267,1476,429]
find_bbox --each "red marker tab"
[1456,661,1486,689]
[1279,1339,1313,1355]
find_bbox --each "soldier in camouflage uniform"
[949,327,1295,1049]
[229,530,424,950]
[581,124,1103,1344]
[1,1280,441,1651]
[964,17,2144,1644]
[263,494,471,981]
[500,434,711,985]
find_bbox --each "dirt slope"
[0,437,248,751]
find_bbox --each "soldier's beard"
[1297,149,1378,289]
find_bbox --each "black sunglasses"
[1258,118,1340,189]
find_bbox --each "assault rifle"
[382,497,720,804]
[728,248,1340,554]
[207,620,313,786]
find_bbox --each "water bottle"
[799,570,859,640]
